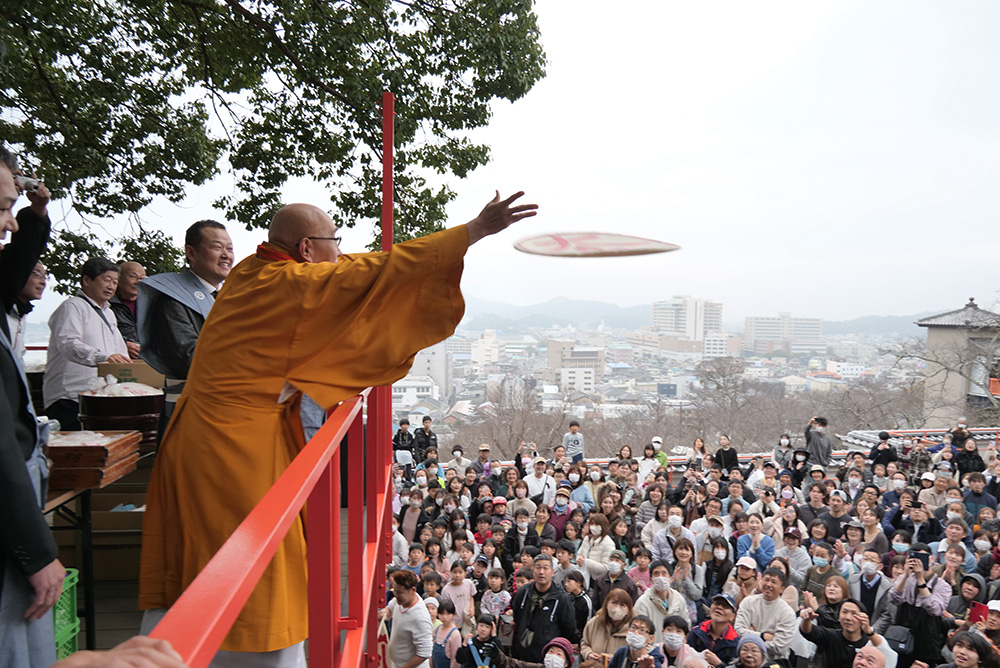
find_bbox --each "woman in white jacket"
[577,513,616,579]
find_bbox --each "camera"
[13,175,40,192]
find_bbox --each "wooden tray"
[49,452,141,491]
[48,430,141,468]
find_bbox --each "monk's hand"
[466,191,538,245]
[25,558,65,621]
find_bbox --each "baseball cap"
[736,556,758,570]
[711,593,737,611]
[783,527,802,539]
[989,600,1000,613]
[762,461,776,469]
[533,456,547,465]
[475,554,489,564]
[609,550,627,562]
[829,489,849,501]
[921,472,936,482]
[651,436,663,444]
[558,480,573,489]
[479,443,491,451]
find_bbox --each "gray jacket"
[848,571,895,634]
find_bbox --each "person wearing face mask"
[788,448,812,487]
[592,550,640,610]
[582,589,639,662]
[634,561,689,642]
[504,509,541,574]
[655,615,695,668]
[699,537,735,603]
[398,489,433,543]
[417,445,446,487]
[773,434,793,471]
[548,486,578,540]
[848,547,896,635]
[578,514,616,580]
[446,445,472,478]
[614,617,666,668]
[843,468,866,504]
[486,637,575,668]
[688,594,740,667]
[805,417,832,467]
[566,465,595,513]
[651,506,696,564]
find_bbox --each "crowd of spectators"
[382,417,1000,668]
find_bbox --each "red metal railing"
[146,386,392,668]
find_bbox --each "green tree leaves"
[1,0,545,281]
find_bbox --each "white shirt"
[6,308,26,360]
[387,596,432,668]
[526,472,556,505]
[43,293,129,406]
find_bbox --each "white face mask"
[892,479,905,490]
[608,561,623,575]
[707,527,721,538]
[714,549,728,561]
[849,478,861,487]
[947,511,961,521]
[626,631,648,650]
[815,426,826,433]
[975,539,992,552]
[608,606,627,621]
[436,497,444,506]
[409,498,421,508]
[668,516,683,529]
[653,576,671,591]
[780,439,790,447]
[653,442,661,450]
[453,451,461,459]
[544,654,565,668]
[569,473,581,484]
[590,471,602,481]
[590,525,602,536]
[860,561,879,576]
[663,632,685,651]
[415,476,427,486]
[795,454,806,461]
[517,521,529,531]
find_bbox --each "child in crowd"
[404,543,426,577]
[455,614,501,668]
[423,571,442,600]
[630,547,653,592]
[442,560,477,633]
[564,570,593,635]
[432,598,461,668]
[514,567,532,594]
[480,568,512,618]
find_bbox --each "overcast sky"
[22,1,1000,324]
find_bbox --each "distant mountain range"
[459,297,935,337]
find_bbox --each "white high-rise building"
[652,296,722,341]
[744,312,824,354]
[411,340,453,405]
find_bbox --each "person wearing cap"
[773,527,811,589]
[724,557,763,606]
[727,634,776,668]
[488,637,575,668]
[470,444,492,478]
[917,471,949,513]
[561,421,585,465]
[491,496,512,526]
[752,462,780,499]
[651,437,670,466]
[591,550,639,609]
[819,489,852,540]
[887,542,951,668]
[733,567,797,660]
[799,596,894,668]
[446,445,472,479]
[548,484,577,540]
[526,456,556,506]
[511,554,579,662]
[871,431,898,470]
[687,594,740,667]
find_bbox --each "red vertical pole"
[307,447,340,668]
[347,415,364,624]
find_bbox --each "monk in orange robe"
[137,192,537,664]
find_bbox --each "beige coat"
[581,613,632,659]
[633,586,688,642]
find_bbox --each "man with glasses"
[140,192,536,666]
[4,261,46,360]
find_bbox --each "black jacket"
[503,527,540,576]
[109,296,138,343]
[413,427,437,462]
[890,510,942,545]
[392,429,415,454]
[144,291,207,379]
[590,571,639,609]
[0,207,58,578]
[511,582,579,662]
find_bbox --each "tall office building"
[744,312,824,354]
[652,296,722,341]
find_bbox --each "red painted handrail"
[147,386,393,668]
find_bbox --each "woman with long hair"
[688,437,708,472]
[702,536,734,602]
[635,483,666,535]
[581,588,636,662]
[802,574,849,629]
[640,500,671,548]
[763,503,807,543]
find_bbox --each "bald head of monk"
[116,261,146,302]
[268,203,342,264]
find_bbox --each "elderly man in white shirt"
[43,257,130,429]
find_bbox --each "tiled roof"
[916,298,1000,328]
